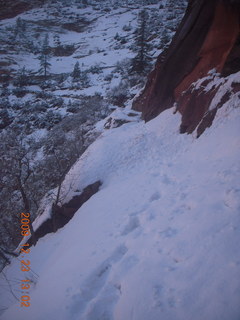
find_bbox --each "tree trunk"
[17,176,37,246]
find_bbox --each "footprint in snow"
[224,188,240,210]
[83,283,119,320]
[161,174,173,185]
[149,191,161,202]
[121,216,140,236]
[152,285,179,310]
[159,227,178,238]
[67,244,128,319]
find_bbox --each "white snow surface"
[1,103,240,320]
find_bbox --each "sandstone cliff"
[133,0,240,136]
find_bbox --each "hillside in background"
[0,0,240,319]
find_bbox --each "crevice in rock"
[196,91,231,137]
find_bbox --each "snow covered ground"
[1,97,240,319]
[0,0,186,143]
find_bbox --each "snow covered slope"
[1,95,240,319]
[0,0,187,257]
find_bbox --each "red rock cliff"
[0,0,44,20]
[133,0,240,135]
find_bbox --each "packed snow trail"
[0,105,240,320]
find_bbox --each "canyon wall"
[133,0,240,135]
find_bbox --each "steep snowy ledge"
[1,103,240,320]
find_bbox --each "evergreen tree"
[160,29,171,49]
[16,66,28,87]
[0,109,12,129]
[80,71,90,88]
[26,40,37,54]
[72,61,81,82]
[131,9,151,74]
[38,34,51,78]
[14,17,26,38]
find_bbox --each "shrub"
[88,64,103,74]
[107,81,129,107]
[123,24,132,32]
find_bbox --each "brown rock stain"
[175,2,239,101]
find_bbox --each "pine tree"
[14,17,26,38]
[131,9,151,74]
[0,109,12,130]
[16,66,28,87]
[160,29,170,48]
[38,34,51,78]
[80,71,90,88]
[72,61,81,82]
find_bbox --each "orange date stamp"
[20,212,31,307]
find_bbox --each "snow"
[5,5,137,78]
[208,71,240,111]
[0,0,185,137]
[190,71,240,113]
[0,1,238,319]
[1,99,240,320]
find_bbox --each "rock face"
[28,181,102,246]
[0,0,43,20]
[133,0,240,135]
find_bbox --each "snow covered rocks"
[28,181,102,245]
